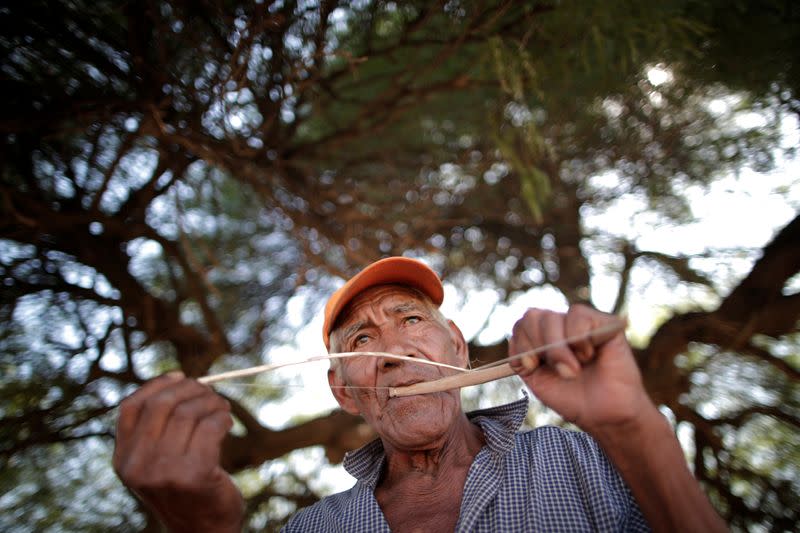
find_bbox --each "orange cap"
[322,257,444,349]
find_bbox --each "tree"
[1,1,798,531]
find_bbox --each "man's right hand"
[113,372,244,533]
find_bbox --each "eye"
[404,315,422,325]
[353,334,370,346]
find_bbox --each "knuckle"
[201,412,232,433]
[571,302,593,313]
[118,463,145,487]
[117,396,140,420]
[212,394,230,411]
[178,466,208,489]
[172,403,194,421]
[570,302,600,321]
[186,379,206,394]
[515,310,538,329]
[543,309,563,324]
[118,395,134,413]
[522,308,541,320]
[145,390,176,413]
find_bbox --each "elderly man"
[114,257,726,532]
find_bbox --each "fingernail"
[521,355,537,371]
[555,363,576,379]
[166,370,185,379]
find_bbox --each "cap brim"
[323,257,444,349]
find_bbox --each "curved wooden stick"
[389,318,626,397]
[199,318,626,393]
[389,363,518,397]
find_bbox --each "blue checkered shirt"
[284,396,650,532]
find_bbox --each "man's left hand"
[508,304,655,434]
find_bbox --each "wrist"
[161,483,245,533]
[588,396,667,451]
[165,509,243,533]
[588,403,728,533]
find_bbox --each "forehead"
[335,284,429,327]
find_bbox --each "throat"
[375,460,473,533]
[380,416,484,481]
[374,417,485,532]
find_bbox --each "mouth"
[386,377,447,400]
[379,369,442,402]
[390,378,425,388]
[379,378,426,402]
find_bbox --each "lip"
[389,378,425,388]
[380,378,429,404]
[378,369,441,402]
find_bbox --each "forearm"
[146,483,245,533]
[592,406,727,533]
[156,498,244,533]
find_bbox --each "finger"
[510,308,545,354]
[565,305,627,361]
[136,379,213,443]
[185,410,234,468]
[145,404,232,491]
[155,411,233,492]
[509,309,544,376]
[540,311,579,379]
[158,391,231,457]
[511,335,541,375]
[509,348,541,376]
[588,315,628,346]
[115,372,184,467]
[508,334,526,374]
[565,306,596,364]
[117,379,213,477]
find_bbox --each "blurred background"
[1,1,799,531]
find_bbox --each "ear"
[447,320,470,368]
[328,368,360,415]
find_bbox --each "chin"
[379,395,459,448]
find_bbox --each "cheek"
[341,362,382,407]
[341,359,372,382]
[414,323,447,345]
[421,325,460,359]
[353,391,380,413]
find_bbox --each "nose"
[376,328,416,372]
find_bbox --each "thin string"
[199,351,467,385]
[200,319,626,390]
[214,382,396,391]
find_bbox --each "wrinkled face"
[328,285,469,451]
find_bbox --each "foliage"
[1,0,799,531]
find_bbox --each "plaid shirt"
[284,396,650,532]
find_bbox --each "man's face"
[328,285,469,452]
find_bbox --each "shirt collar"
[343,394,529,486]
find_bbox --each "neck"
[379,412,484,485]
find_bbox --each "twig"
[389,319,626,397]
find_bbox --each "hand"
[508,305,656,434]
[113,372,244,533]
